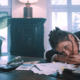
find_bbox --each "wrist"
[51,54,57,61]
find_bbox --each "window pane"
[72,12,80,32]
[0,12,8,53]
[51,0,67,5]
[0,0,8,6]
[72,0,80,5]
[52,12,68,31]
[0,28,8,53]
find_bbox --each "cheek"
[65,50,72,56]
[65,47,73,55]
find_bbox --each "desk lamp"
[19,0,38,18]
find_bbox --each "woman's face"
[56,41,73,56]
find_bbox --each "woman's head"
[49,28,71,49]
[49,27,78,56]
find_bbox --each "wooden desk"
[0,70,57,80]
[0,55,79,80]
[0,55,57,80]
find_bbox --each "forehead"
[56,41,70,48]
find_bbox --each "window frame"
[47,0,80,32]
[0,0,12,53]
[0,0,12,16]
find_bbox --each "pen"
[29,65,41,71]
[34,65,42,71]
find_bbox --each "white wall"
[12,0,47,18]
[12,0,51,54]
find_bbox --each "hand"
[54,54,80,64]
[67,54,80,64]
[54,54,69,63]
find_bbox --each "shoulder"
[74,31,80,39]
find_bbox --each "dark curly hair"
[49,27,73,49]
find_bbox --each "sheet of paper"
[16,64,33,70]
[31,62,75,75]
[16,62,75,75]
[16,61,40,70]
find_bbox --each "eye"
[64,46,68,49]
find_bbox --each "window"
[0,0,8,6]
[0,0,12,53]
[48,0,80,32]
[51,0,67,5]
[52,12,68,30]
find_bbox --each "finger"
[67,59,77,64]
[69,55,78,58]
[67,58,80,64]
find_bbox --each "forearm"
[45,50,57,62]
[53,55,68,63]
[55,54,80,64]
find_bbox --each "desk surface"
[0,55,58,80]
[0,70,57,80]
[0,55,79,80]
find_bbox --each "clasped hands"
[54,54,80,65]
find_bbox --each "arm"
[45,49,57,62]
[46,50,80,64]
[46,50,72,63]
[45,49,63,62]
[54,54,80,64]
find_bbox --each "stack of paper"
[16,62,75,75]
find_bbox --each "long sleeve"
[45,49,57,62]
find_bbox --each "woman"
[46,28,80,64]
